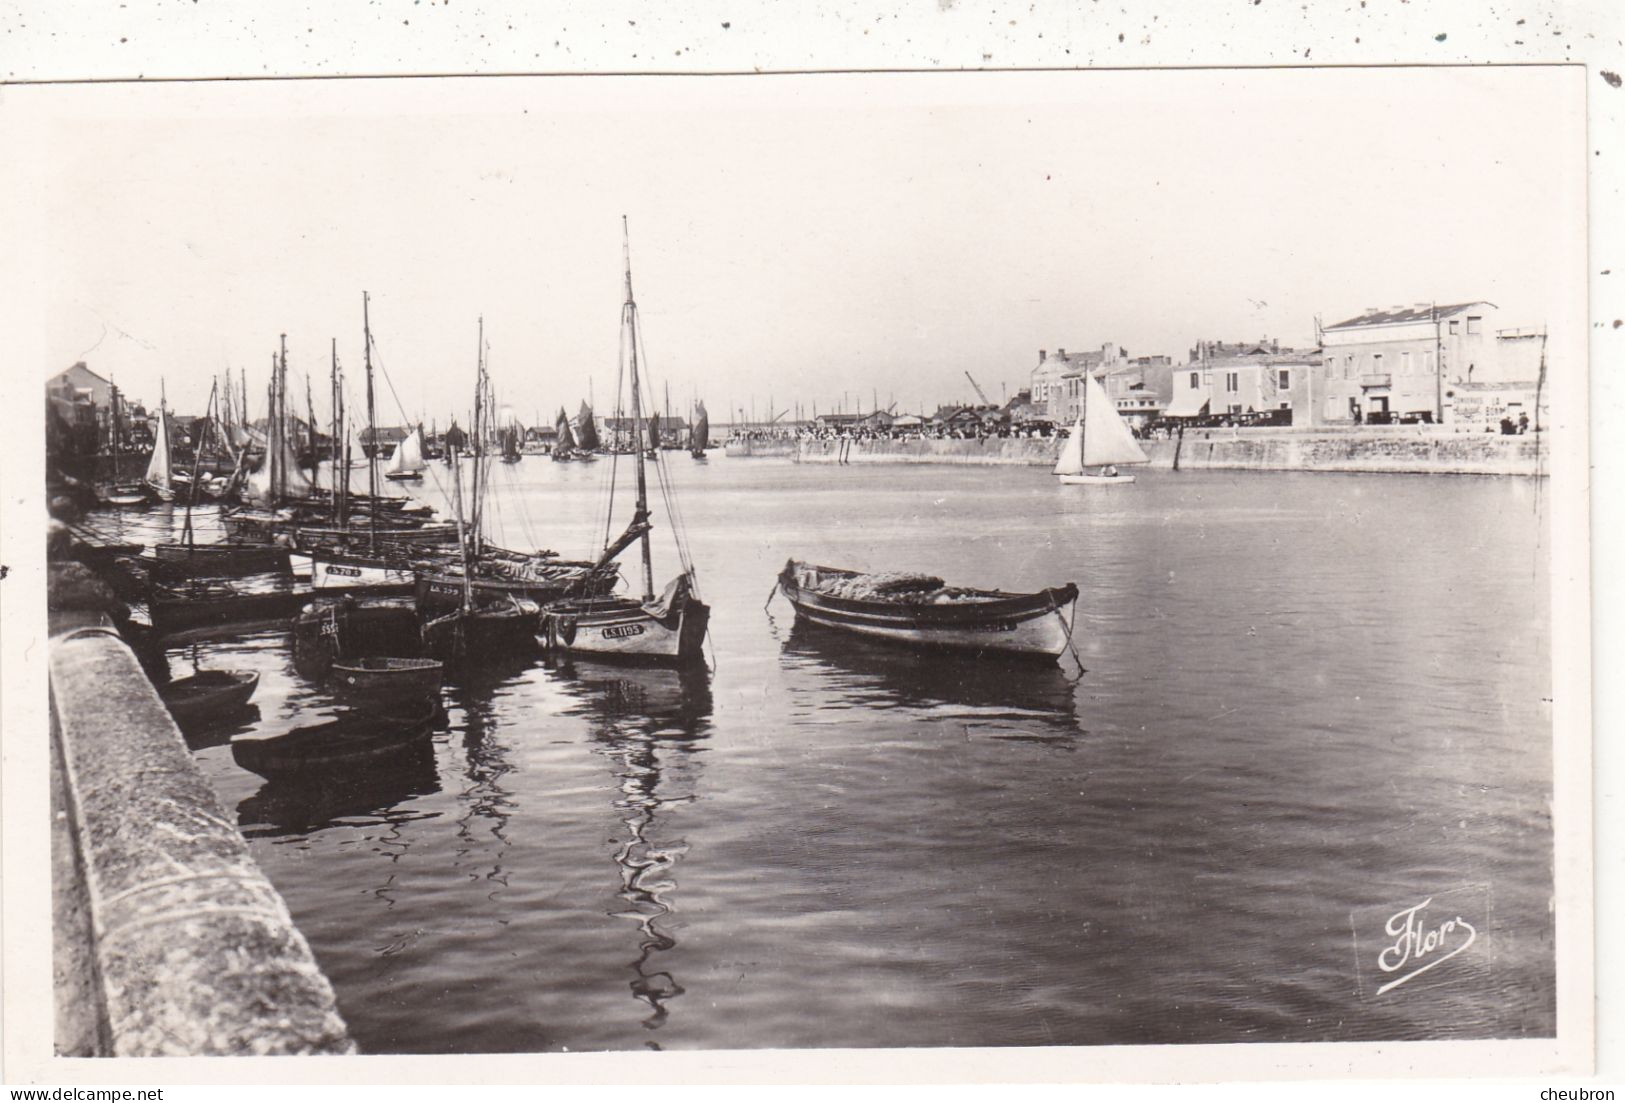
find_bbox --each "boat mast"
[182,381,216,548]
[623,216,655,602]
[330,338,341,526]
[277,339,289,503]
[470,317,485,552]
[1081,359,1089,473]
[449,444,474,613]
[363,292,379,547]
[109,378,122,484]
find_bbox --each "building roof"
[1324,302,1490,330]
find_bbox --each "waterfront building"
[1029,344,1125,423]
[1316,301,1543,426]
[1164,345,1322,424]
[358,425,409,457]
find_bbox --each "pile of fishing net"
[799,568,984,604]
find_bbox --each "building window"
[1277,369,1291,389]
[1189,371,1200,389]
[1225,372,1239,393]
[1228,403,1243,414]
[1467,315,1482,335]
[1279,401,1291,410]
[1344,356,1355,380]
[1449,319,1460,335]
[1373,353,1383,375]
[1400,351,1411,376]
[1424,350,1435,375]
[1202,372,1212,386]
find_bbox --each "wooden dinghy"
[160,669,261,729]
[330,656,444,705]
[230,702,438,780]
[773,560,1079,661]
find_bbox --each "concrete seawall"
[790,430,1546,476]
[50,620,354,1057]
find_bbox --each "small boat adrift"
[230,703,438,780]
[773,560,1078,661]
[160,670,261,730]
[331,656,444,706]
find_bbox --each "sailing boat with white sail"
[384,424,427,482]
[1053,368,1148,485]
[145,385,176,502]
[539,220,710,664]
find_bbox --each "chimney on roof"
[1038,349,1046,363]
[1057,348,1066,359]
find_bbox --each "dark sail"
[554,407,576,451]
[689,402,709,452]
[575,401,600,452]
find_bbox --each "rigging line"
[365,328,453,503]
[635,324,696,580]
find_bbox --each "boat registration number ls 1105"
[601,624,647,640]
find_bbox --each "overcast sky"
[19,66,1585,426]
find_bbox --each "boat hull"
[777,562,1078,661]
[1057,473,1136,485]
[415,567,610,611]
[230,704,437,779]
[305,551,417,592]
[539,584,709,664]
[153,543,292,577]
[160,670,260,728]
[331,657,443,706]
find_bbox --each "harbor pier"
[49,598,353,1057]
[791,426,1547,477]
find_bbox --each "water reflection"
[442,656,535,900]
[780,621,1084,745]
[177,704,262,750]
[554,660,713,1038]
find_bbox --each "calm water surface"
[111,457,1554,1051]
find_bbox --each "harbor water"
[110,458,1554,1051]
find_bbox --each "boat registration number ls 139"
[601,624,647,640]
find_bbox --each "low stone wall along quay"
[50,622,354,1057]
[789,429,1546,477]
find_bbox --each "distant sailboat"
[688,401,709,459]
[145,389,176,502]
[501,424,522,464]
[574,401,601,453]
[1054,370,1148,485]
[384,424,427,482]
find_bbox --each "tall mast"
[182,381,216,548]
[449,444,474,613]
[623,216,655,601]
[109,378,122,483]
[305,367,317,473]
[363,292,379,547]
[330,338,341,525]
[277,336,289,503]
[470,316,485,551]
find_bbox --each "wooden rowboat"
[331,657,444,704]
[160,670,260,729]
[230,702,438,779]
[153,542,292,577]
[774,560,1079,662]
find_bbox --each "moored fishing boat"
[153,541,292,578]
[538,220,710,665]
[773,560,1079,661]
[688,401,709,459]
[144,384,176,502]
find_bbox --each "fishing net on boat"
[793,565,1003,605]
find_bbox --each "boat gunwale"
[779,561,1077,624]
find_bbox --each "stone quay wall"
[50,621,354,1057]
[787,429,1546,476]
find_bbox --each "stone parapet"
[49,625,354,1057]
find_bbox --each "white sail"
[1081,372,1149,467]
[145,410,173,491]
[385,425,426,475]
[243,437,314,505]
[1053,418,1085,476]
